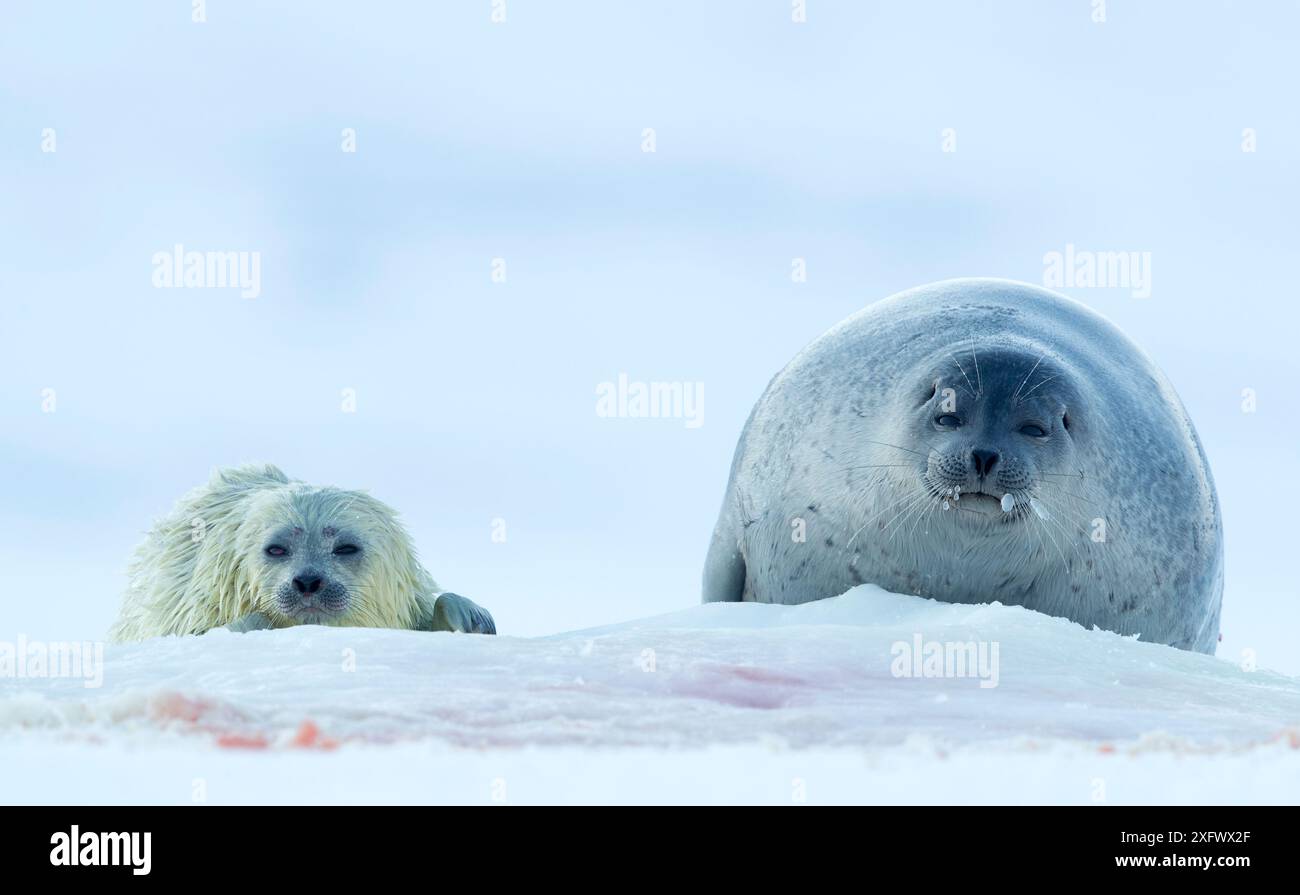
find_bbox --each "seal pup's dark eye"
[333,544,360,556]
[935,415,961,428]
[1062,413,1071,431]
[1019,424,1048,437]
[265,545,288,557]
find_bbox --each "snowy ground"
[3,586,1299,805]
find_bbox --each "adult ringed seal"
[703,278,1222,653]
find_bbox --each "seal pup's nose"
[293,574,324,595]
[971,449,999,478]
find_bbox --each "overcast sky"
[2,2,1296,671]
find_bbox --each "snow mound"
[3,586,1299,804]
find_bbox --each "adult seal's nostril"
[293,574,324,595]
[700,278,1223,654]
[971,449,999,478]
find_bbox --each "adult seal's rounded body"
[703,278,1222,653]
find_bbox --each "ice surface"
[2,586,1298,804]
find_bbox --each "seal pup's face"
[259,517,364,624]
[904,345,1082,523]
[241,485,424,627]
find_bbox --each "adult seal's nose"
[971,449,1000,478]
[293,573,324,595]
[701,279,1223,654]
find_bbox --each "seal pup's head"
[237,482,434,628]
[108,464,441,641]
[893,342,1088,526]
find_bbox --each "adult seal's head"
[703,278,1223,653]
[887,341,1091,522]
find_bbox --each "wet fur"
[110,464,440,641]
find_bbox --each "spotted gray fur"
[703,278,1223,653]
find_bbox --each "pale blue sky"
[2,2,1297,670]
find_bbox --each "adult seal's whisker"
[702,278,1223,654]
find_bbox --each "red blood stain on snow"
[216,720,338,750]
[725,666,811,687]
[669,663,816,709]
[216,733,270,749]
[149,692,221,724]
[289,719,339,750]
[148,692,339,750]
[1269,729,1300,749]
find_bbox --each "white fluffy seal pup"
[110,464,495,641]
[703,278,1223,653]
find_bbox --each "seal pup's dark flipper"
[223,612,274,633]
[426,593,497,635]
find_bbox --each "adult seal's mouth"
[700,277,1224,655]
[954,490,1005,508]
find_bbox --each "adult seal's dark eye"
[935,415,961,428]
[265,545,288,557]
[1019,424,1048,437]
[333,544,360,556]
